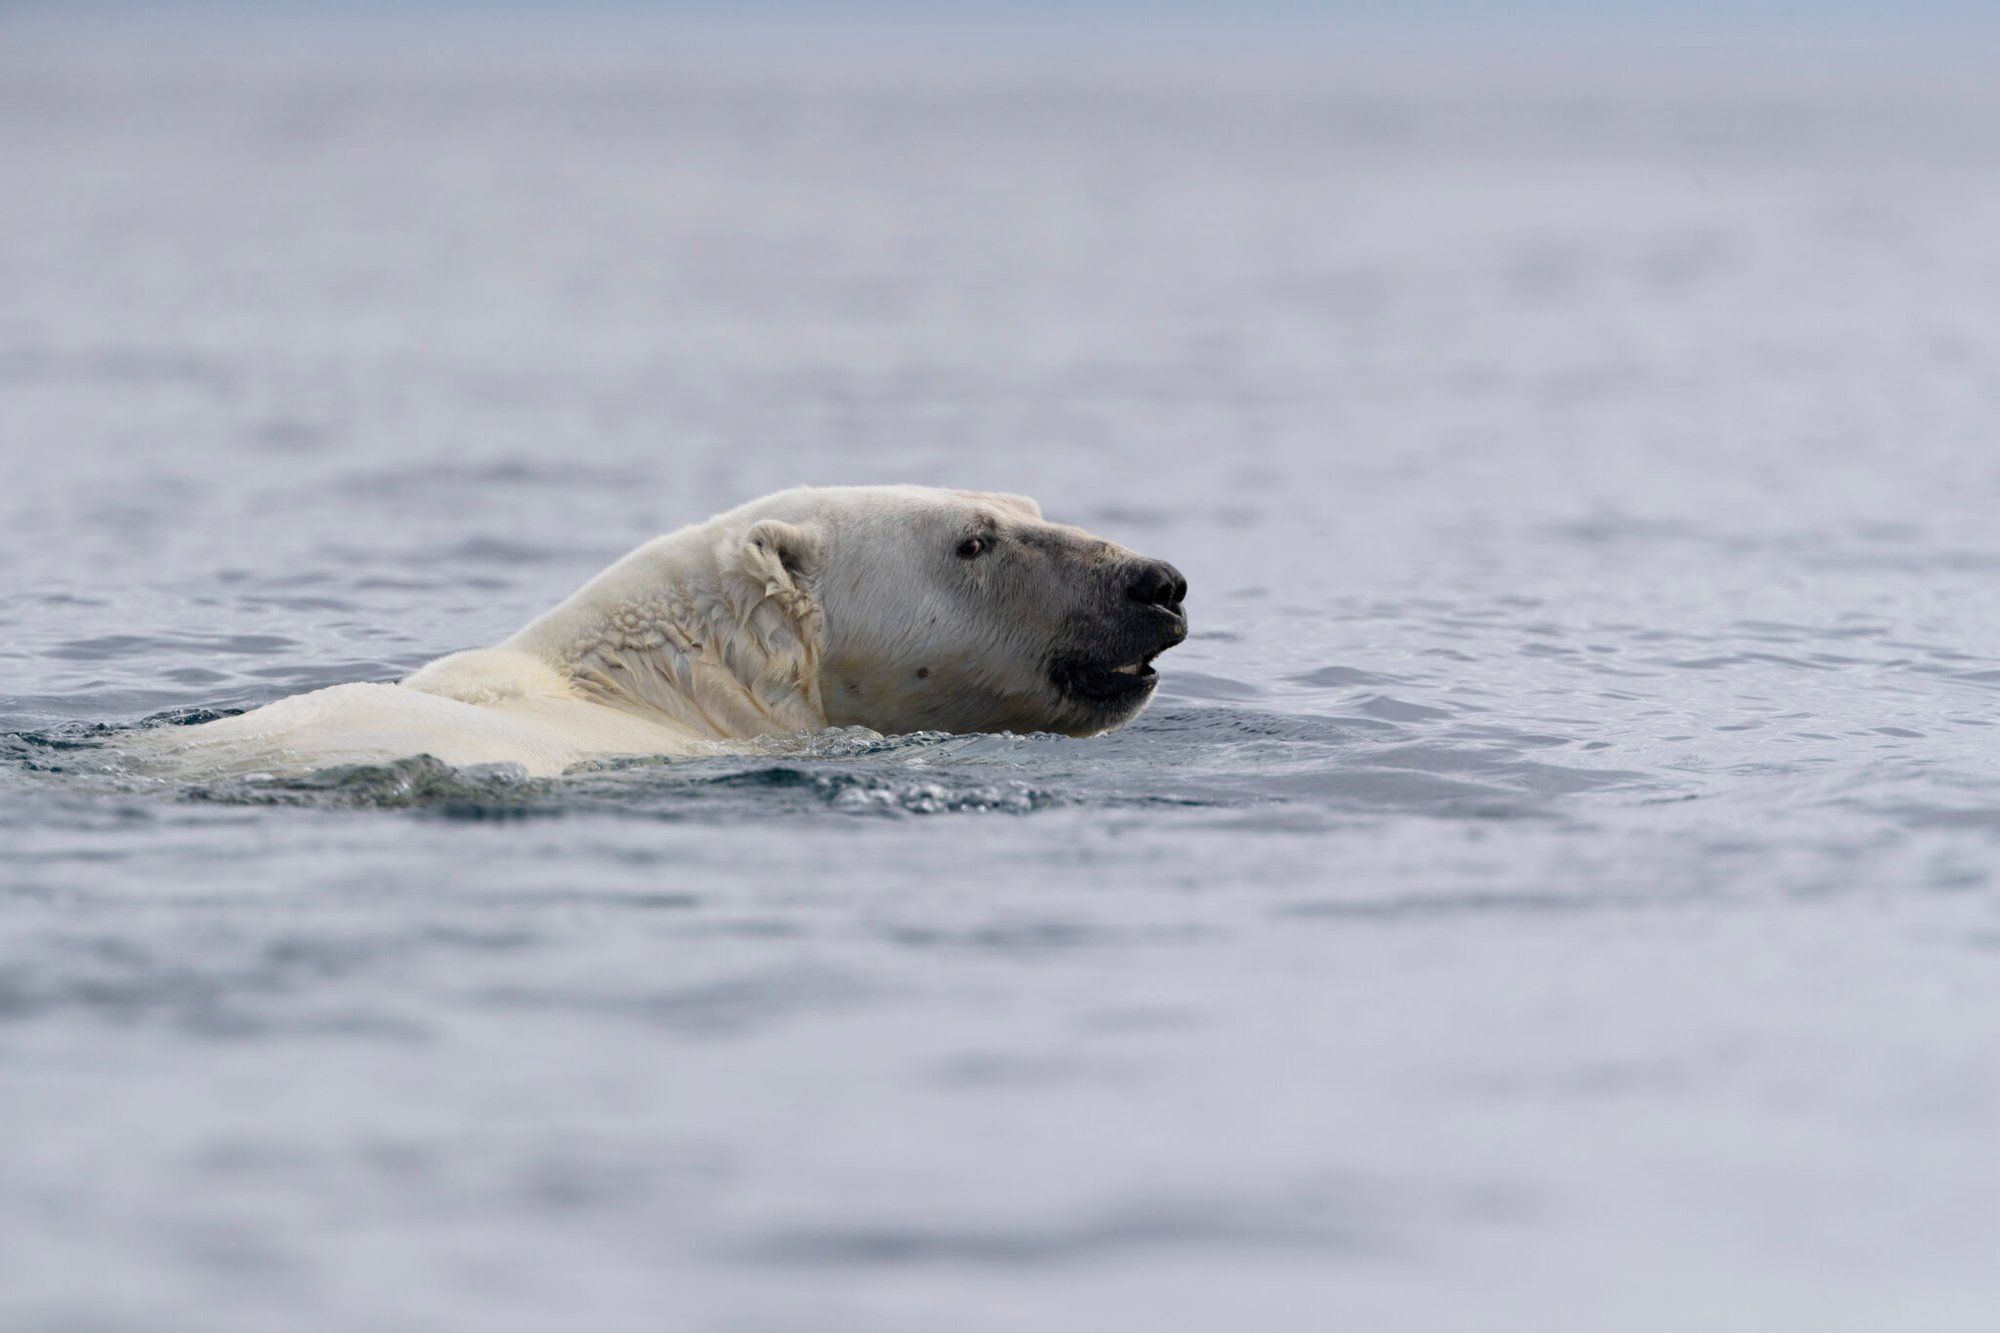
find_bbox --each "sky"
[7,0,1998,54]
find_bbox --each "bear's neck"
[505,529,826,741]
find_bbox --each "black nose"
[1127,560,1188,611]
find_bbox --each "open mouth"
[1049,600,1187,712]
[1051,651,1163,703]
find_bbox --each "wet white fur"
[142,485,1150,779]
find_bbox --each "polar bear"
[141,485,1189,779]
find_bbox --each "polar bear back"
[158,657,708,778]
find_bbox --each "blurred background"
[6,3,2000,1331]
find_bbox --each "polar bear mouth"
[1049,651,1164,704]
[1046,575,1186,716]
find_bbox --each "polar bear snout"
[1125,559,1189,612]
[1042,553,1189,728]
[1114,555,1190,652]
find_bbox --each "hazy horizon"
[8,0,1999,57]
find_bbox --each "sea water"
[5,38,2000,1331]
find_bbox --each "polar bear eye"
[955,536,989,560]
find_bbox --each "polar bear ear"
[740,518,825,604]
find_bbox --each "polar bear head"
[727,485,1189,738]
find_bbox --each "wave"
[0,704,1669,822]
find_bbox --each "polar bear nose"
[1127,560,1188,611]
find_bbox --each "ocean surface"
[6,36,2000,1331]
